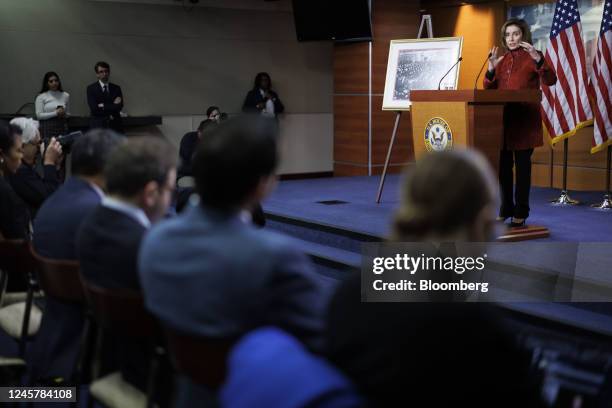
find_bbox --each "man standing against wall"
[87,61,124,132]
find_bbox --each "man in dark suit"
[87,61,124,132]
[33,129,123,259]
[139,117,328,406]
[29,129,123,383]
[78,136,176,289]
[177,119,215,180]
[326,275,543,407]
[77,136,176,392]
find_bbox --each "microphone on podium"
[474,52,493,90]
[437,57,463,90]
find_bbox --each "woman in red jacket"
[484,18,557,227]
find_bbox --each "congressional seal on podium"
[424,117,453,152]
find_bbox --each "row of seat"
[0,240,232,408]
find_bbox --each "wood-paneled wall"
[333,0,420,176]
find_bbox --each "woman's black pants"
[499,148,534,219]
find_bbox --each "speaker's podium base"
[496,225,550,242]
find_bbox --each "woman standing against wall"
[35,71,70,142]
[484,18,557,227]
[242,72,284,120]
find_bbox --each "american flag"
[590,0,612,154]
[541,0,594,144]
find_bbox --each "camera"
[56,131,83,152]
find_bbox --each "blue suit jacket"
[139,204,328,351]
[221,327,362,408]
[33,177,102,259]
[29,177,103,381]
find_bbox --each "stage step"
[296,239,361,277]
[265,211,383,274]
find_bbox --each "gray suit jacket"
[138,204,327,351]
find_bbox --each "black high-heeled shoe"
[510,218,526,228]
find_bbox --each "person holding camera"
[9,118,62,217]
[35,71,70,142]
[0,120,30,240]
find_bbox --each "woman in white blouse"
[35,72,70,142]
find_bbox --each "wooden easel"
[376,15,433,204]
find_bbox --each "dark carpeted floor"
[265,174,612,242]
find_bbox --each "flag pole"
[591,145,612,210]
[550,138,580,205]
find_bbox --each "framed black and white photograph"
[382,37,463,111]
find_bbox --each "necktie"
[103,85,108,95]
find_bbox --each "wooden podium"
[378,89,548,241]
[409,89,542,171]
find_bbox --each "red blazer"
[483,48,557,150]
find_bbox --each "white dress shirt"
[102,196,151,229]
[260,89,275,117]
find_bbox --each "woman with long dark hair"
[484,18,557,227]
[35,71,70,142]
[242,72,284,119]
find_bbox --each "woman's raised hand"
[520,42,542,62]
[488,46,505,71]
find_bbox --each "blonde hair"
[392,149,497,240]
[500,18,532,49]
[9,117,39,144]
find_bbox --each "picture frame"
[382,37,464,111]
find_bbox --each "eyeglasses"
[48,79,59,83]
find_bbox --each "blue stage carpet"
[265,174,612,242]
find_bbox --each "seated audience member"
[242,72,284,119]
[206,106,221,122]
[0,120,29,240]
[78,136,176,289]
[29,129,123,383]
[8,117,62,217]
[326,150,543,407]
[77,136,176,393]
[139,116,326,351]
[221,327,362,408]
[176,119,266,226]
[33,129,124,258]
[176,119,217,212]
[178,119,216,180]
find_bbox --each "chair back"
[0,240,36,275]
[164,327,235,388]
[30,248,83,303]
[82,282,158,339]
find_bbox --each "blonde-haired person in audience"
[8,117,62,217]
[392,149,497,242]
[325,150,545,407]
